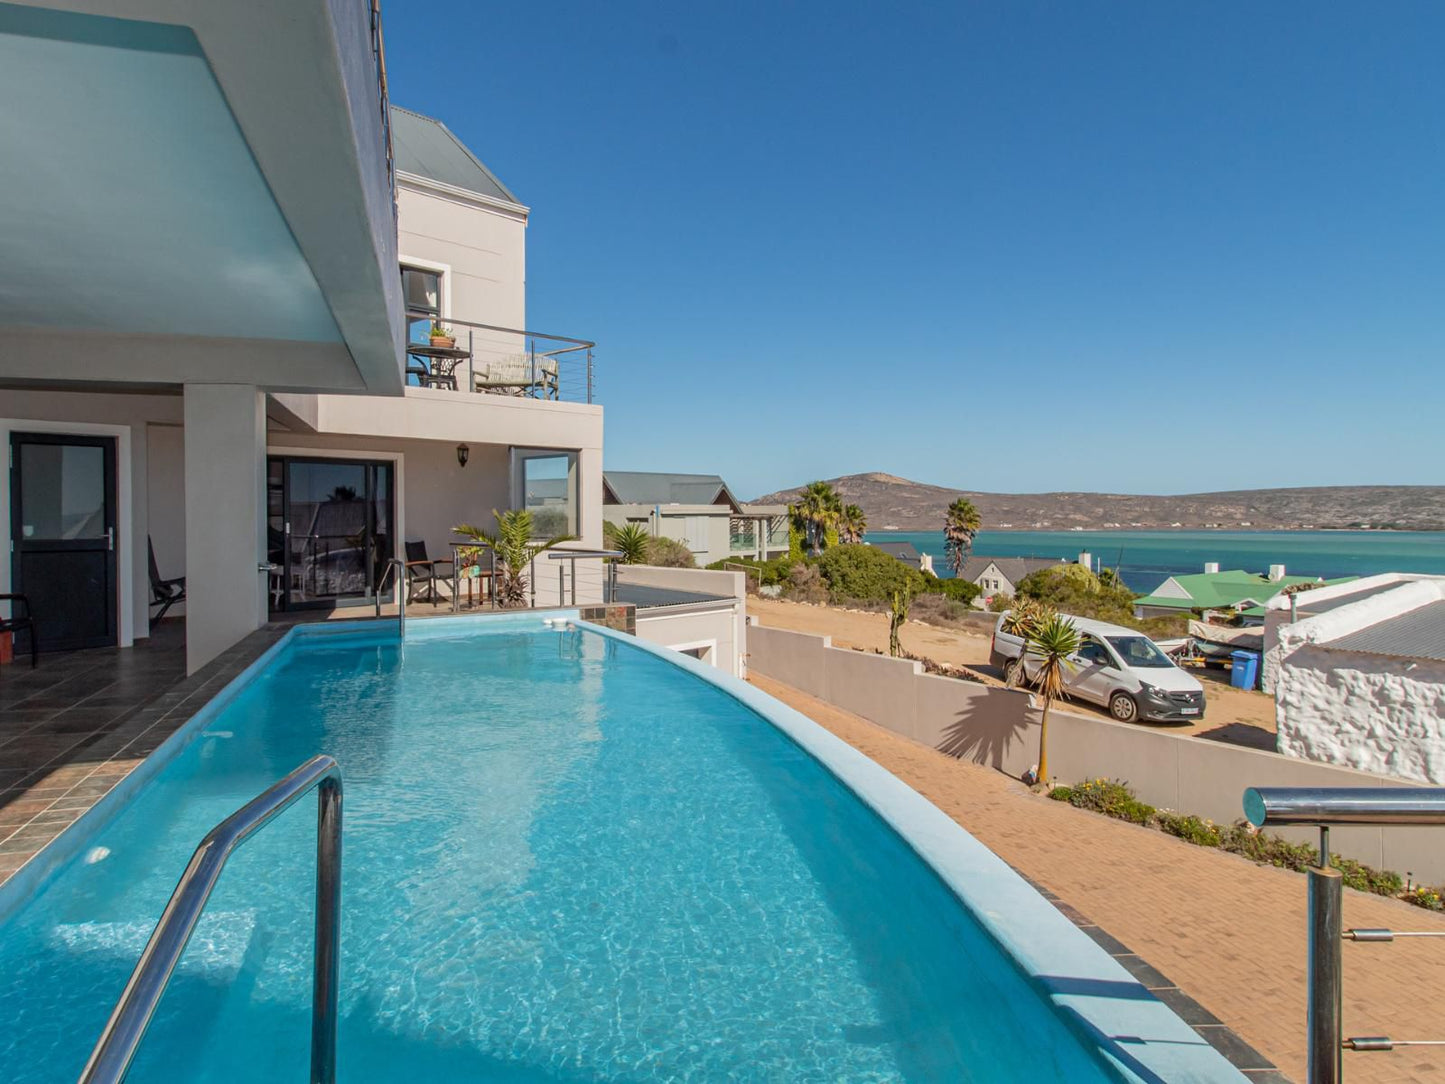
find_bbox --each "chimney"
[919,553,935,575]
[1078,552,1091,570]
[1268,564,1286,582]
[1204,562,1220,574]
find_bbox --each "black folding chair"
[148,537,187,621]
[0,594,37,669]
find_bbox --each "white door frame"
[1,419,135,648]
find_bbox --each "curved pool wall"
[0,614,1247,1083]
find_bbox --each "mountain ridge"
[751,474,1445,531]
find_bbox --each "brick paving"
[751,673,1445,1084]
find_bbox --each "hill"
[751,473,1445,531]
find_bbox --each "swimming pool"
[0,616,1245,1082]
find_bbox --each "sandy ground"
[749,673,1445,1084]
[746,596,1279,749]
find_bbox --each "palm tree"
[605,521,650,564]
[943,498,981,577]
[790,481,841,555]
[454,509,576,607]
[837,503,867,544]
[1024,612,1081,785]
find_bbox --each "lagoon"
[868,529,1445,594]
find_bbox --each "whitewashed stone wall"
[1276,645,1445,783]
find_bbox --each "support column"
[183,384,266,673]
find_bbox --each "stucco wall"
[748,623,1445,881]
[635,608,742,676]
[1277,645,1445,784]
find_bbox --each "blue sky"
[383,2,1444,498]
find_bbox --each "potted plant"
[429,322,455,349]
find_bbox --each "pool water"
[0,624,1122,1082]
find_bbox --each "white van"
[989,612,1205,724]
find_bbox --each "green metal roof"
[1134,570,1324,611]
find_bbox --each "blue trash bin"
[1230,650,1260,690]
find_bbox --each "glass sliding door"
[267,456,394,611]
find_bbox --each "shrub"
[706,554,800,587]
[1049,778,1155,825]
[784,562,828,604]
[1404,887,1445,911]
[1157,811,1223,848]
[816,544,924,605]
[987,592,1014,613]
[645,535,696,568]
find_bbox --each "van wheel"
[1109,692,1139,723]
[1002,658,1020,686]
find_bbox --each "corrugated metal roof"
[390,106,519,204]
[614,584,731,610]
[603,471,734,507]
[870,541,921,562]
[1327,600,1445,661]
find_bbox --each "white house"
[0,1,613,675]
[602,471,788,567]
[1270,574,1445,784]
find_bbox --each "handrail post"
[311,774,343,1084]
[1308,853,1343,1084]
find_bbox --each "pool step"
[52,910,259,981]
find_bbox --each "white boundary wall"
[749,623,1445,882]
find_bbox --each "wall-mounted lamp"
[456,443,470,469]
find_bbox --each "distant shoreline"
[871,526,1434,535]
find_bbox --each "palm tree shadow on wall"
[934,686,1031,771]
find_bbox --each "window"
[512,449,577,539]
[1076,639,1113,668]
[401,265,443,358]
[1106,635,1174,669]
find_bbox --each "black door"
[267,457,394,611]
[9,433,118,652]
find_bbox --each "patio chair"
[0,594,37,669]
[148,537,187,621]
[472,353,560,399]
[404,540,454,606]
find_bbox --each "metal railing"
[1243,786,1445,1083]
[406,310,596,404]
[78,757,344,1084]
[548,549,623,606]
[374,556,406,636]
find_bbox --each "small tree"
[455,509,576,607]
[838,503,867,544]
[943,498,981,577]
[1024,612,1081,784]
[790,481,842,555]
[888,586,911,657]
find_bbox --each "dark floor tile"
[1196,1025,1278,1071]
[1154,986,1222,1026]
[1111,953,1175,991]
[1079,924,1132,956]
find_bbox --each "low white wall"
[636,607,741,676]
[748,624,1445,882]
[619,565,746,675]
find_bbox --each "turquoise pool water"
[0,622,1125,1082]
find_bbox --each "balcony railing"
[407,310,596,404]
[369,0,396,222]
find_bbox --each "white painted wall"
[146,423,186,617]
[184,384,266,672]
[1274,578,1445,783]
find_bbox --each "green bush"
[645,535,696,568]
[816,544,925,605]
[1157,811,1223,848]
[917,574,982,604]
[1048,778,1155,825]
[706,554,800,587]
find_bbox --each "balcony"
[406,310,596,405]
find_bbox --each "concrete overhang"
[0,0,404,394]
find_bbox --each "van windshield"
[1106,636,1174,669]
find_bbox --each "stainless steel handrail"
[1243,786,1445,1084]
[546,549,624,606]
[78,756,344,1084]
[375,556,406,637]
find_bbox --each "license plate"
[1180,708,1200,716]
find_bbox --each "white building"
[0,3,737,676]
[1269,574,1445,784]
[602,472,788,567]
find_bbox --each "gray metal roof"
[960,555,1065,586]
[614,584,732,610]
[1327,600,1445,662]
[390,106,519,204]
[603,471,737,508]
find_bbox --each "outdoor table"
[405,343,473,390]
[450,543,494,612]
